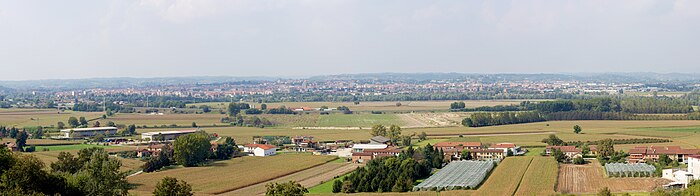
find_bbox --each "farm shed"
[413,160,495,191]
[605,163,656,177]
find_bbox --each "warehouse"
[60,127,119,138]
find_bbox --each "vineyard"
[413,161,495,191]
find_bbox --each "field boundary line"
[211,157,341,195]
[510,157,534,196]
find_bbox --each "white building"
[60,127,118,138]
[351,144,388,153]
[243,144,277,156]
[663,155,700,188]
[141,130,198,141]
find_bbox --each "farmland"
[0,109,103,127]
[413,161,495,191]
[513,157,559,196]
[188,100,545,112]
[318,114,405,127]
[557,160,671,194]
[127,154,337,195]
[468,156,533,195]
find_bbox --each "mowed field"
[557,160,670,194]
[107,113,226,127]
[127,154,337,195]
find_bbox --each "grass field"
[0,109,103,127]
[514,157,558,196]
[127,154,337,195]
[29,146,142,172]
[37,144,121,151]
[318,114,405,127]
[107,113,226,127]
[471,157,533,195]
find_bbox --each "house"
[351,143,401,163]
[489,143,521,156]
[628,146,700,163]
[369,136,391,145]
[135,144,165,157]
[545,146,583,159]
[588,145,598,156]
[141,130,198,141]
[243,144,277,156]
[662,155,700,189]
[472,149,506,161]
[60,127,118,139]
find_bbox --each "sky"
[0,0,699,80]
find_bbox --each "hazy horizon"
[1,0,699,80]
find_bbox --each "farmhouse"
[60,127,118,138]
[351,143,401,163]
[243,144,277,156]
[545,146,583,159]
[472,149,506,160]
[663,155,700,188]
[628,146,700,163]
[434,142,482,151]
[488,143,523,156]
[141,130,198,141]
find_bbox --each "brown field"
[557,160,670,194]
[221,161,357,195]
[29,148,143,172]
[127,154,337,195]
[514,156,559,196]
[0,138,81,146]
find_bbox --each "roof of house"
[689,155,700,159]
[490,143,516,149]
[365,147,402,153]
[370,136,391,144]
[434,142,482,148]
[60,126,118,132]
[352,152,373,156]
[546,146,582,153]
[244,144,276,150]
[589,145,598,151]
[141,130,198,136]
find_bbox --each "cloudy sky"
[0,0,698,80]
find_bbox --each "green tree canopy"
[265,181,308,196]
[174,133,212,167]
[153,177,193,196]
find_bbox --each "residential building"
[545,146,583,159]
[434,142,482,151]
[243,144,277,156]
[489,143,521,156]
[472,149,506,161]
[628,146,700,163]
[351,143,401,163]
[141,130,198,141]
[60,127,118,138]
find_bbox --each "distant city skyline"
[1,0,699,80]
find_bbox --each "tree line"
[461,111,545,127]
[333,145,443,193]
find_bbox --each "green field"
[307,173,351,194]
[38,144,120,151]
[634,126,700,133]
[318,114,405,127]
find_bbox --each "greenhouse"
[413,160,495,191]
[605,163,656,177]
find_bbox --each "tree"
[573,156,586,164]
[15,131,28,152]
[50,152,81,174]
[68,117,80,128]
[574,125,582,134]
[370,125,387,137]
[0,153,69,195]
[659,154,672,166]
[126,124,136,135]
[69,148,130,196]
[461,118,473,127]
[461,149,472,160]
[597,187,612,196]
[542,134,565,146]
[507,149,514,156]
[93,121,101,127]
[553,148,566,163]
[215,137,238,160]
[388,125,402,141]
[32,127,43,139]
[400,135,412,147]
[57,121,65,129]
[79,116,88,126]
[265,181,308,196]
[598,139,615,157]
[174,133,211,167]
[332,180,342,193]
[191,122,198,128]
[153,177,193,196]
[418,132,427,141]
[261,103,267,110]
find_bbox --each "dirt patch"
[557,161,670,194]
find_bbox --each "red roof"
[245,144,276,150]
[473,149,504,153]
[629,146,700,155]
[434,142,481,148]
[491,143,516,148]
[689,155,700,159]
